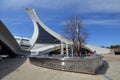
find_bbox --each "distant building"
[110,45,120,55]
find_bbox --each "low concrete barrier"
[29,55,103,74]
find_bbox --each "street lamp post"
[76,23,80,52]
[71,46,73,57]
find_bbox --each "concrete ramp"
[85,45,110,54]
[31,44,60,56]
[0,21,30,55]
[31,44,52,50]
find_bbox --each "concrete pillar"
[61,41,64,56]
[71,47,74,57]
[19,38,22,45]
[66,44,69,57]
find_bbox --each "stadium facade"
[0,8,110,57]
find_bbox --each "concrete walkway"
[1,55,120,80]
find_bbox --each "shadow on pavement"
[0,57,27,79]
[96,60,109,75]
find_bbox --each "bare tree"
[63,16,88,56]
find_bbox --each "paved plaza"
[1,55,120,80]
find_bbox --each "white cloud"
[34,0,120,13]
[0,0,33,10]
[83,19,120,26]
[85,0,120,13]
[0,0,120,13]
[58,19,120,29]
[1,0,120,27]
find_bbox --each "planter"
[29,55,103,74]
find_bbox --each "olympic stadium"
[0,8,110,58]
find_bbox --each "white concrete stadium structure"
[25,8,110,55]
[0,8,110,57]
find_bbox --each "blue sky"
[0,0,120,47]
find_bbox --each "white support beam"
[66,44,69,57]
[61,41,64,56]
[71,47,73,57]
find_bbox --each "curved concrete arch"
[0,9,110,56]
[25,8,110,54]
[0,21,29,55]
[25,8,72,48]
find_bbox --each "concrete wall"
[29,56,103,74]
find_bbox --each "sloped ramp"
[85,45,110,54]
[0,20,30,55]
[31,44,61,56]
